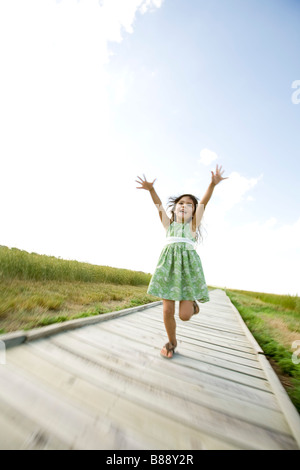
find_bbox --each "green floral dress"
[147,221,209,302]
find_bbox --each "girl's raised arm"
[136,174,170,229]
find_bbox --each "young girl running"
[136,165,228,358]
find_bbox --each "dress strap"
[165,236,196,249]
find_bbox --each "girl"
[136,165,228,358]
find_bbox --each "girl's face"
[174,196,194,223]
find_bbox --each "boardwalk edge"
[0,300,163,349]
[224,289,300,449]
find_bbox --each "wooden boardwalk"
[0,289,299,450]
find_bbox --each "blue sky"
[110,0,300,222]
[0,0,299,295]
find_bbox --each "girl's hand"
[136,174,157,191]
[211,165,228,186]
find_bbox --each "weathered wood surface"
[0,289,299,450]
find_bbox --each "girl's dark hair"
[167,193,202,243]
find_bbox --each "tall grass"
[0,246,151,286]
[0,279,157,333]
[227,288,300,312]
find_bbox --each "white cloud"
[199,148,218,166]
[212,171,263,214]
[193,171,299,295]
[200,216,300,295]
[139,0,164,14]
[100,0,164,38]
[109,68,135,104]
[174,170,261,217]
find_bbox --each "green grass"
[0,279,159,333]
[0,245,151,286]
[225,288,300,413]
[0,246,158,333]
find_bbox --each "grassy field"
[1,246,299,412]
[0,246,151,285]
[225,288,300,413]
[0,246,158,333]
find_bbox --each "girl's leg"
[161,299,177,358]
[179,300,199,321]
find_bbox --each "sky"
[0,0,299,295]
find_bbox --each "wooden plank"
[76,321,263,375]
[123,307,255,344]
[7,338,295,449]
[3,347,239,450]
[0,397,68,450]
[67,324,279,409]
[1,289,300,450]
[70,325,280,410]
[27,333,273,412]
[0,365,124,450]
[142,307,243,330]
[58,330,291,433]
[127,307,248,335]
[102,316,256,358]
[126,313,251,347]
[92,318,265,381]
[131,316,259,363]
